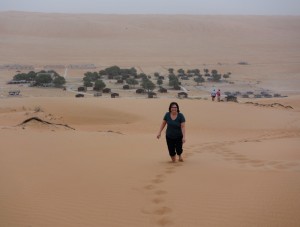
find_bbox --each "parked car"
[75,93,84,98]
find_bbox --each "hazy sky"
[0,0,300,15]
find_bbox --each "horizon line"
[1,10,300,17]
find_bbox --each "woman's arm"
[157,120,167,139]
[181,122,186,143]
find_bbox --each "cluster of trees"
[13,70,66,87]
[83,72,102,87]
[83,66,157,92]
[81,65,232,94]
[99,66,137,78]
[166,68,231,86]
[83,66,139,90]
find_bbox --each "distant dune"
[0,12,300,66]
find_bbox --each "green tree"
[129,67,137,77]
[53,76,66,87]
[84,71,100,82]
[168,74,177,81]
[168,74,180,89]
[177,68,185,75]
[99,70,106,76]
[136,73,146,79]
[93,79,106,91]
[105,66,121,77]
[27,71,37,81]
[157,78,163,86]
[84,80,93,87]
[194,76,205,85]
[126,78,139,88]
[47,70,60,78]
[35,73,52,85]
[212,74,221,82]
[119,67,136,77]
[211,69,218,75]
[141,78,156,93]
[128,67,137,76]
[168,68,174,74]
[13,73,30,81]
[194,69,200,75]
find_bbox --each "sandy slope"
[0,97,300,227]
[0,12,300,227]
[0,12,300,67]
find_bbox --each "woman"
[157,102,186,162]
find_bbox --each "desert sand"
[0,12,300,227]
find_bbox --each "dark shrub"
[136,88,145,94]
[103,88,111,93]
[123,85,130,90]
[159,87,168,93]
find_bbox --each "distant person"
[157,102,186,162]
[216,89,221,102]
[211,89,216,101]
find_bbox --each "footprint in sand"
[157,217,173,226]
[237,159,251,164]
[249,159,264,164]
[194,149,205,154]
[152,197,165,204]
[152,178,164,184]
[222,153,232,157]
[144,184,156,190]
[165,169,175,174]
[154,206,172,215]
[166,166,175,170]
[155,190,168,195]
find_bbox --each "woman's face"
[171,105,178,113]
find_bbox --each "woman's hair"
[168,102,180,113]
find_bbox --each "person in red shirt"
[216,89,221,102]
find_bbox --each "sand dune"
[1,12,300,227]
[1,97,300,226]
[1,12,300,66]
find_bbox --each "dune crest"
[18,117,75,130]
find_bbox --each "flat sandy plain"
[0,12,300,227]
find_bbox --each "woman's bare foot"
[178,156,184,162]
[171,156,176,162]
